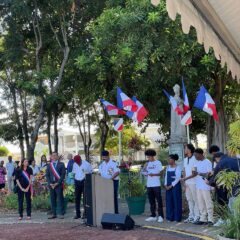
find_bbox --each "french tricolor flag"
[182,78,190,113]
[163,89,183,116]
[181,111,192,125]
[100,98,126,116]
[126,96,148,124]
[193,86,219,121]
[117,87,138,112]
[113,118,124,132]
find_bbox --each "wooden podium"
[85,174,114,226]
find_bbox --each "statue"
[169,84,187,164]
[170,84,186,140]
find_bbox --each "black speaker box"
[101,213,135,230]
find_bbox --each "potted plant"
[120,174,146,215]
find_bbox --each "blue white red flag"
[163,89,184,116]
[182,78,190,113]
[126,96,148,124]
[193,86,219,121]
[113,118,124,132]
[117,87,138,112]
[181,110,192,125]
[100,98,126,116]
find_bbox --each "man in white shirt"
[6,156,15,193]
[194,148,214,226]
[144,149,164,223]
[182,144,200,223]
[99,150,120,214]
[72,155,92,219]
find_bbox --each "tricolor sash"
[22,170,30,183]
[49,162,64,189]
[49,162,60,180]
[22,170,33,196]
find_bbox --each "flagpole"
[118,130,122,165]
[187,125,190,143]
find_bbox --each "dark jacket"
[46,161,65,186]
[15,167,33,189]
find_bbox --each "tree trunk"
[53,111,59,153]
[47,111,53,155]
[207,74,228,152]
[10,86,25,159]
[100,119,109,153]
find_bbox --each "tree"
[0,146,9,156]
[76,0,239,150]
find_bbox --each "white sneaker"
[213,218,225,227]
[145,217,157,222]
[157,216,164,223]
[184,217,194,223]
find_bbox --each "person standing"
[40,155,48,171]
[66,153,75,185]
[46,152,66,219]
[99,150,120,214]
[0,161,6,190]
[182,144,200,223]
[194,148,214,226]
[30,160,40,182]
[15,159,33,220]
[165,154,182,222]
[144,149,164,223]
[72,155,92,219]
[6,156,15,193]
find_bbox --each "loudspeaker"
[101,213,135,230]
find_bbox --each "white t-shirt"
[72,160,93,181]
[164,165,182,187]
[195,159,212,191]
[184,155,198,185]
[99,159,120,180]
[146,160,163,187]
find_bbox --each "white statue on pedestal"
[170,84,186,142]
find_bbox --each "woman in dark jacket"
[16,158,33,220]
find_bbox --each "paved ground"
[0,200,221,240]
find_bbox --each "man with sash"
[46,152,66,219]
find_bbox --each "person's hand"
[148,173,154,177]
[205,179,210,185]
[50,184,55,189]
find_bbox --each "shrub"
[0,146,9,156]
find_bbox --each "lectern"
[85,174,114,226]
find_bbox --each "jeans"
[147,186,164,218]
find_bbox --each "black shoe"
[207,221,214,226]
[194,221,206,225]
[48,215,57,219]
[74,216,80,219]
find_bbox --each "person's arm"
[56,163,65,186]
[164,168,167,187]
[171,166,181,187]
[111,164,120,180]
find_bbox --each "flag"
[181,110,192,125]
[163,89,183,115]
[117,87,138,112]
[113,118,123,132]
[100,98,126,116]
[182,78,190,113]
[193,86,219,121]
[126,96,148,124]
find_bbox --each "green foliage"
[221,195,240,239]
[158,148,169,166]
[119,172,146,198]
[95,125,149,156]
[215,170,240,197]
[2,194,51,210]
[64,184,75,202]
[0,146,9,156]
